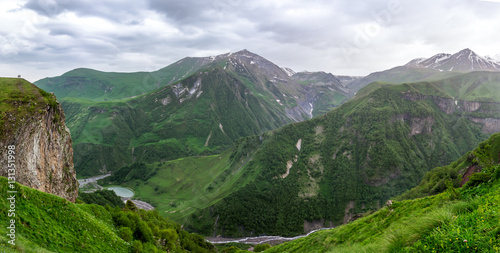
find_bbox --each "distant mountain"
[37,50,354,176]
[333,75,364,86]
[290,71,352,116]
[406,48,500,72]
[348,48,500,92]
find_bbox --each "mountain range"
[78,48,500,238]
[36,50,354,176]
[34,48,500,236]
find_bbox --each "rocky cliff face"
[0,78,78,202]
[402,92,500,134]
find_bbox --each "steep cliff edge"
[0,78,78,202]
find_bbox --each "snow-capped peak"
[405,48,500,72]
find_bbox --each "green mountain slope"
[0,77,59,139]
[265,132,500,252]
[64,66,296,176]
[0,176,215,252]
[185,76,500,237]
[35,57,212,101]
[38,50,354,176]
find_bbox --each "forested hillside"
[264,132,500,252]
[186,76,500,237]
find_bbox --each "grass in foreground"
[0,176,216,252]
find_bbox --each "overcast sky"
[1,0,500,82]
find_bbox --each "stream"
[78,174,111,187]
[206,228,332,244]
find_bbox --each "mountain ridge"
[348,48,500,93]
[36,50,355,176]
[405,48,500,72]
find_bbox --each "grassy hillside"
[35,57,210,101]
[186,79,499,237]
[0,77,60,139]
[99,136,265,223]
[0,176,128,252]
[264,133,500,252]
[397,132,500,200]
[0,176,215,252]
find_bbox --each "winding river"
[206,228,332,244]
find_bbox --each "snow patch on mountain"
[281,67,296,77]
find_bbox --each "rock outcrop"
[402,92,500,134]
[0,78,78,202]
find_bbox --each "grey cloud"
[24,0,145,23]
[48,27,78,37]
[147,0,220,24]
[24,0,67,17]
[3,0,500,82]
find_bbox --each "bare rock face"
[0,82,78,202]
[469,118,500,134]
[461,100,481,112]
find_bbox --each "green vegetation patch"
[0,78,60,138]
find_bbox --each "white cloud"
[1,0,500,82]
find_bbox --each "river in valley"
[206,227,332,245]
